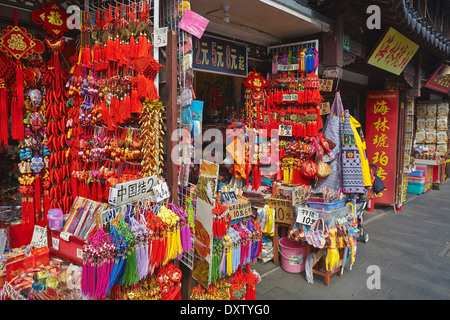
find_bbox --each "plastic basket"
[307,199,347,211]
[407,182,424,194]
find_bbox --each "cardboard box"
[272,183,308,206]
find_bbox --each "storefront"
[1,0,448,301]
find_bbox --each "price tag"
[153,182,170,202]
[59,231,71,242]
[51,237,59,250]
[296,207,319,226]
[30,225,47,248]
[336,216,347,225]
[279,124,292,136]
[220,191,239,204]
[108,187,118,206]
[77,248,83,259]
[278,64,299,71]
[154,27,168,48]
[282,94,298,102]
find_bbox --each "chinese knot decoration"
[31,0,68,39]
[0,10,45,144]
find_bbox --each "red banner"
[423,63,450,94]
[365,91,399,205]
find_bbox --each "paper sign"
[51,237,59,250]
[227,200,252,220]
[178,10,209,39]
[154,27,168,48]
[108,175,158,206]
[320,79,334,92]
[279,124,292,137]
[59,231,71,242]
[30,225,47,248]
[266,198,295,225]
[282,94,298,102]
[153,182,170,202]
[220,191,239,204]
[319,102,331,115]
[278,64,298,71]
[296,206,319,226]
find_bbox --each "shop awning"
[190,0,331,45]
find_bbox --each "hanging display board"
[423,63,450,94]
[366,27,419,76]
[365,90,399,205]
[108,175,159,206]
[192,160,219,288]
[192,35,248,77]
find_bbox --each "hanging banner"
[365,90,399,205]
[423,63,450,94]
[192,160,219,288]
[193,35,248,77]
[366,27,419,75]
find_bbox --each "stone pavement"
[251,181,450,300]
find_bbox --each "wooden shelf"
[415,159,446,166]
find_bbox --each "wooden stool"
[310,247,344,286]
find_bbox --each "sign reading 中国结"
[192,35,248,77]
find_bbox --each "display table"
[415,159,446,187]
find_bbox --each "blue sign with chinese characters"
[192,35,248,77]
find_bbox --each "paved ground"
[251,181,450,300]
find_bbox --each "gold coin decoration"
[139,99,165,177]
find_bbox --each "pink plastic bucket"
[279,237,307,273]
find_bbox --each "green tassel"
[123,249,139,286]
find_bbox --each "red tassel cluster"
[45,51,72,214]
[212,199,230,238]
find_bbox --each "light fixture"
[222,4,230,24]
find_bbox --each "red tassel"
[130,88,141,113]
[0,83,8,147]
[137,35,148,58]
[316,106,323,131]
[71,175,78,198]
[137,73,148,100]
[27,195,35,233]
[106,37,113,61]
[123,94,131,119]
[130,35,137,60]
[43,190,50,223]
[147,78,158,100]
[35,176,42,224]
[13,61,24,141]
[113,36,120,61]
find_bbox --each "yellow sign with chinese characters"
[367,27,419,75]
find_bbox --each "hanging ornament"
[0,10,45,142]
[31,0,69,39]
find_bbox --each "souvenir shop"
[0,0,374,301]
[0,0,262,301]
[181,24,374,290]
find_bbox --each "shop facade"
[0,0,449,301]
